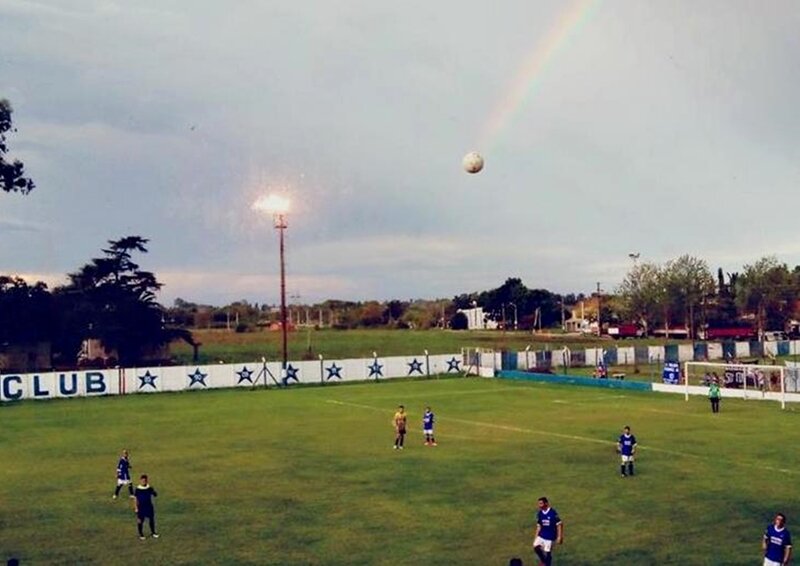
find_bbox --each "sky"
[2,0,799,306]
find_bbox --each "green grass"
[1,377,797,565]
[171,328,688,365]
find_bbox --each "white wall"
[0,354,464,402]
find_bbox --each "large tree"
[0,276,53,344]
[663,255,715,338]
[736,256,796,336]
[53,236,189,365]
[0,99,35,194]
[616,262,664,334]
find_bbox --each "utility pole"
[561,296,566,331]
[596,282,602,336]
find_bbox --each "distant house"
[456,307,498,330]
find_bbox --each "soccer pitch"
[1,377,798,565]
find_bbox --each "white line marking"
[553,394,628,405]
[325,399,800,475]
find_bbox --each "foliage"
[53,236,191,365]
[454,277,563,330]
[663,254,715,337]
[0,276,52,344]
[736,256,797,334]
[450,311,468,330]
[0,99,35,194]
[616,262,664,332]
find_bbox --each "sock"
[114,485,122,497]
[137,521,144,537]
[534,546,546,562]
[543,552,552,566]
[620,464,626,475]
[628,462,635,476]
[149,516,156,535]
[128,484,134,496]
[431,436,436,444]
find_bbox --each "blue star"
[138,370,158,390]
[282,364,300,385]
[446,357,461,373]
[236,366,254,384]
[368,360,383,378]
[408,358,424,375]
[188,368,208,387]
[326,363,343,381]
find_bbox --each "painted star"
[446,357,461,373]
[283,364,300,385]
[188,368,208,387]
[368,360,383,378]
[326,363,343,380]
[236,366,254,384]
[138,370,158,390]
[408,358,424,375]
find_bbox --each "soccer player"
[617,425,637,477]
[533,496,563,566]
[113,449,134,500]
[393,405,407,450]
[423,406,437,446]
[133,474,159,540]
[709,378,721,413]
[763,512,792,566]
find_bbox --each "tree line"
[617,254,800,338]
[0,237,191,368]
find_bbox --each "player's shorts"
[117,478,131,486]
[423,428,433,435]
[764,557,782,566]
[397,426,406,435]
[620,454,634,463]
[136,508,154,520]
[533,536,553,552]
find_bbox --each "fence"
[0,353,464,402]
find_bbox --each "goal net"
[684,361,787,408]
[461,347,496,377]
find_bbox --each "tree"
[706,268,739,327]
[0,99,35,194]
[0,276,53,344]
[736,256,796,336]
[53,236,191,365]
[616,262,664,334]
[663,255,715,338]
[384,300,407,324]
[450,311,469,330]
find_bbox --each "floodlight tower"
[254,194,291,378]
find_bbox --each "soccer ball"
[462,151,484,174]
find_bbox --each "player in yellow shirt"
[393,405,407,450]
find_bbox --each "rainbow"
[479,0,602,150]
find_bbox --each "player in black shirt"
[133,474,159,540]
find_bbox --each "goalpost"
[684,361,787,409]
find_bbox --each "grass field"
[1,377,798,565]
[170,328,687,365]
